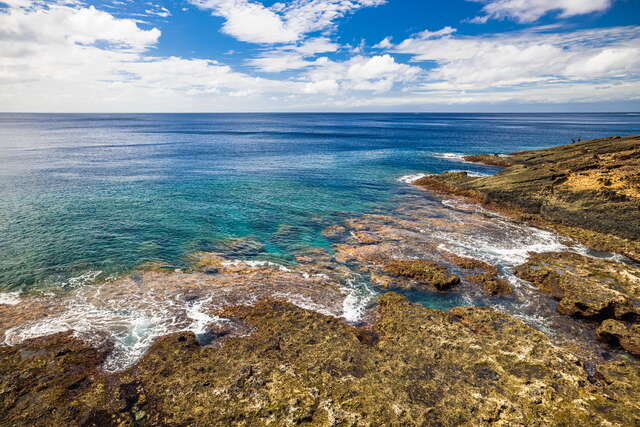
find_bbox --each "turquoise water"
[1,113,639,292]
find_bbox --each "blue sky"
[1,0,639,112]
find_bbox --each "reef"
[416,135,640,260]
[514,252,640,322]
[3,293,640,426]
[514,252,640,357]
[444,254,512,296]
[413,135,640,360]
[382,259,460,290]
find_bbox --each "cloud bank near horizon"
[0,0,638,112]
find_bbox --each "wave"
[448,169,492,177]
[397,173,431,184]
[0,292,20,306]
[432,152,470,163]
[2,259,376,372]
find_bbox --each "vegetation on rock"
[416,135,640,260]
[2,293,640,426]
[383,259,460,290]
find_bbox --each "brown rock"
[514,252,640,320]
[383,260,460,291]
[597,319,640,357]
[414,135,640,260]
[3,294,640,425]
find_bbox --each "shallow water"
[2,113,639,291]
[1,113,639,369]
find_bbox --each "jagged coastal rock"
[416,135,640,260]
[2,293,640,426]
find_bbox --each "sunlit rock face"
[2,293,640,426]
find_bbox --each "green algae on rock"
[415,135,640,260]
[596,319,640,357]
[513,252,640,321]
[383,259,460,291]
[2,293,640,426]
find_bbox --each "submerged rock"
[2,294,640,425]
[383,259,460,291]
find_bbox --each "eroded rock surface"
[2,293,640,426]
[416,135,640,260]
[597,319,640,357]
[514,252,640,321]
[514,251,640,357]
[383,259,460,290]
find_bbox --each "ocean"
[1,113,639,293]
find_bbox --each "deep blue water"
[1,113,639,292]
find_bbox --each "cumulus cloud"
[300,54,422,93]
[1,0,638,111]
[391,26,640,91]
[470,0,614,23]
[188,0,385,44]
[0,1,302,110]
[247,37,338,72]
[373,36,393,49]
[0,3,160,51]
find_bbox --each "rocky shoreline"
[2,135,640,426]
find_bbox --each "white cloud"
[145,6,171,18]
[0,3,160,51]
[301,54,422,93]
[294,37,339,55]
[470,0,614,23]
[373,36,393,49]
[248,52,318,72]
[247,37,338,72]
[392,26,640,91]
[1,1,638,111]
[188,0,386,44]
[415,26,456,39]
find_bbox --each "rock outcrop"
[597,319,640,357]
[513,252,640,321]
[415,135,640,260]
[2,293,640,426]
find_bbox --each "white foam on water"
[397,173,431,184]
[222,260,292,272]
[185,296,228,336]
[432,152,470,163]
[63,270,103,289]
[435,222,569,267]
[341,278,376,323]
[3,291,230,372]
[0,292,21,306]
[448,169,492,177]
[270,292,336,317]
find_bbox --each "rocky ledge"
[514,251,640,357]
[416,135,640,260]
[2,293,640,426]
[413,135,640,360]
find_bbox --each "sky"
[1,0,639,112]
